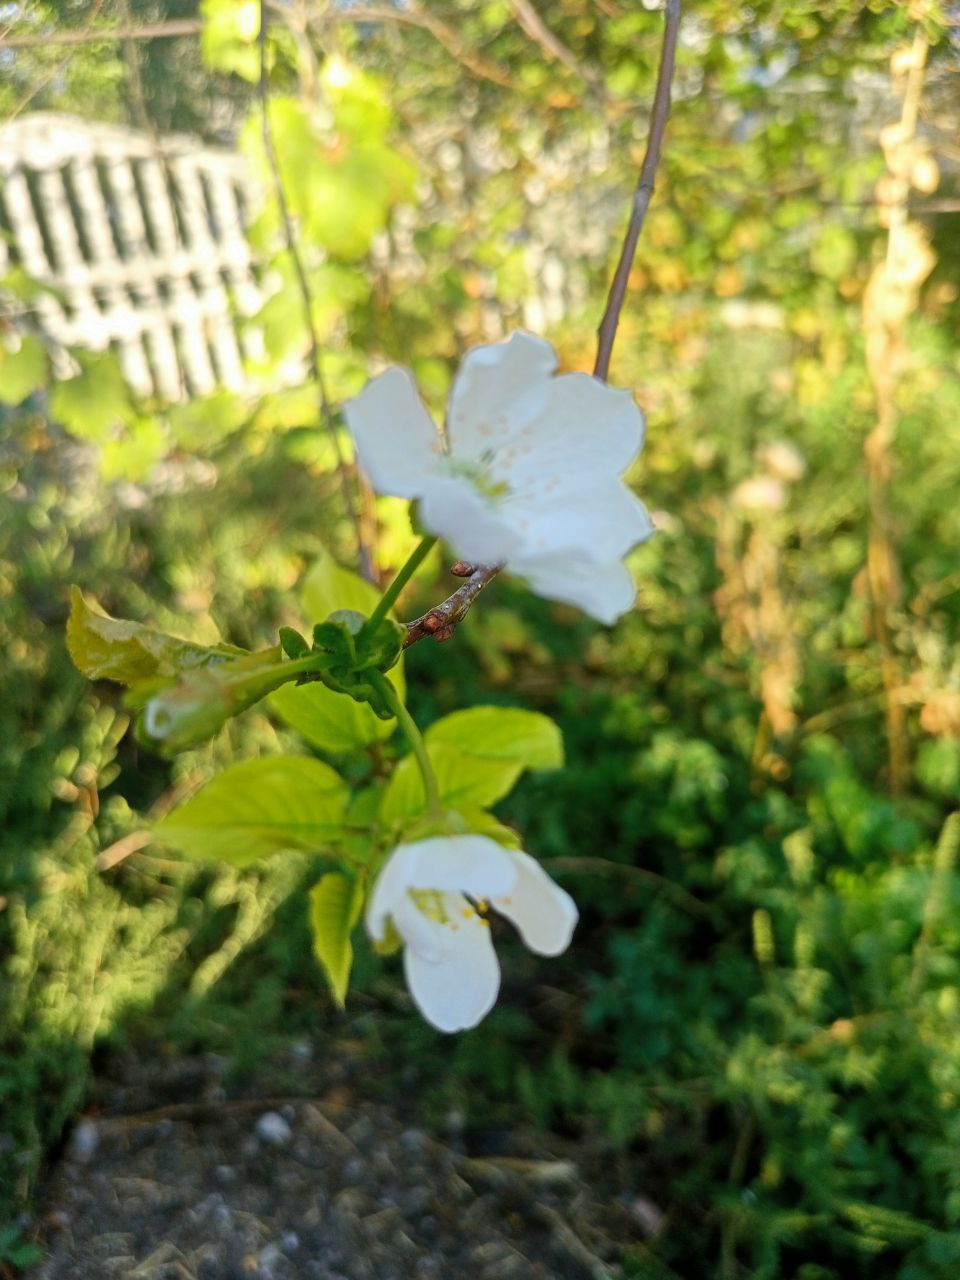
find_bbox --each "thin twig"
[540,855,713,920]
[116,0,155,137]
[402,5,681,638]
[258,1,373,580]
[299,1,513,89]
[506,0,602,91]
[97,829,153,872]
[594,0,680,380]
[402,563,502,648]
[3,0,106,123]
[0,18,202,48]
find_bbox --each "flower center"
[409,889,490,931]
[445,454,510,501]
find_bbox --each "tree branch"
[505,0,602,92]
[593,0,680,380]
[258,1,373,581]
[403,3,681,646]
[0,18,202,48]
[300,1,513,89]
[403,563,502,648]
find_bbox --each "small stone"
[280,1231,300,1254]
[255,1111,292,1146]
[258,1242,282,1272]
[69,1120,99,1164]
[400,1128,427,1153]
[213,1204,234,1232]
[213,1164,237,1186]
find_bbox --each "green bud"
[279,626,311,659]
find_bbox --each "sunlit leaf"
[309,871,364,1007]
[270,551,405,753]
[50,352,133,442]
[426,706,563,771]
[0,334,48,405]
[67,587,242,685]
[154,755,348,865]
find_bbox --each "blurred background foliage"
[1,0,960,1276]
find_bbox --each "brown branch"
[400,6,680,641]
[300,1,513,90]
[593,0,680,380]
[258,1,373,581]
[3,0,106,122]
[505,0,602,91]
[0,18,201,49]
[540,856,713,920]
[403,563,502,648]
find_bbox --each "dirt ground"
[34,1039,661,1280]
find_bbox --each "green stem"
[363,535,437,635]
[369,670,442,818]
[261,652,332,691]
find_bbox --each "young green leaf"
[67,587,244,685]
[380,741,523,825]
[0,334,48,405]
[426,707,563,771]
[301,550,382,621]
[154,756,348,865]
[49,351,133,442]
[270,551,406,753]
[309,872,364,1008]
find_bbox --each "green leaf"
[426,707,563,771]
[309,872,364,1008]
[99,417,167,482]
[200,0,260,80]
[167,388,249,447]
[67,587,242,685]
[154,756,348,865]
[270,552,405,753]
[380,741,523,825]
[0,334,48,405]
[301,551,382,620]
[279,626,311,659]
[50,352,133,442]
[452,807,523,849]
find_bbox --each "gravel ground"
[34,1043,659,1279]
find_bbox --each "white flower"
[367,834,578,1033]
[344,332,653,624]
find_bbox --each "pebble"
[213,1164,236,1186]
[69,1120,99,1164]
[256,1111,293,1147]
[400,1128,427,1153]
[280,1231,300,1254]
[258,1242,282,1273]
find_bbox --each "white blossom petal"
[502,482,654,562]
[344,367,441,498]
[446,332,557,461]
[366,836,517,943]
[418,475,520,564]
[493,852,578,956]
[510,550,638,624]
[488,375,645,494]
[403,893,500,1032]
[391,894,447,962]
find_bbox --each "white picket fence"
[0,112,263,402]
